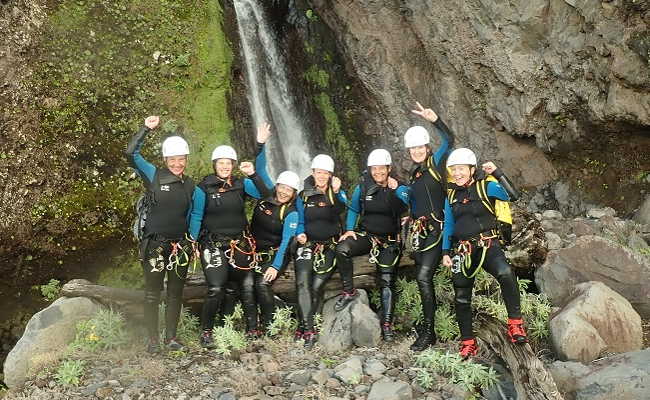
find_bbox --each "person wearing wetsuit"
[125,115,204,353]
[294,154,348,349]
[248,123,300,333]
[196,128,270,348]
[442,148,527,359]
[334,149,410,342]
[405,102,455,352]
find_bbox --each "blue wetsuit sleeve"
[486,181,510,201]
[255,143,274,190]
[345,185,362,231]
[188,187,206,240]
[295,196,305,235]
[271,211,299,270]
[442,199,455,251]
[244,176,263,199]
[336,190,348,205]
[125,127,156,183]
[432,118,455,167]
[395,185,410,206]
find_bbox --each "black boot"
[381,322,395,342]
[410,322,436,351]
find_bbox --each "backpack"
[448,175,513,245]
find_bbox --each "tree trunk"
[61,255,415,311]
[478,315,564,400]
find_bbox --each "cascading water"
[233,0,312,180]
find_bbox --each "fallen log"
[478,315,564,400]
[61,255,415,311]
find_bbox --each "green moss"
[304,65,329,89]
[26,0,233,265]
[314,92,358,182]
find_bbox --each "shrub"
[54,360,85,386]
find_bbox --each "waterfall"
[233,0,312,180]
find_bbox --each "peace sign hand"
[411,101,439,123]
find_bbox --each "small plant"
[434,303,460,341]
[176,306,200,346]
[54,359,85,386]
[320,357,337,368]
[72,308,128,352]
[394,277,423,330]
[40,279,61,301]
[313,313,323,333]
[266,306,298,337]
[305,9,318,21]
[414,349,498,397]
[212,320,247,357]
[369,288,380,308]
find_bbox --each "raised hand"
[144,116,160,130]
[387,176,398,190]
[239,161,255,176]
[482,161,497,175]
[411,102,438,123]
[257,122,272,144]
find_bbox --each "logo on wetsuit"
[160,185,170,192]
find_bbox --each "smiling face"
[214,158,234,179]
[312,168,331,189]
[275,183,295,204]
[165,155,187,177]
[370,165,390,186]
[449,164,475,186]
[408,145,428,163]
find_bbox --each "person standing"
[334,149,410,341]
[293,154,348,349]
[442,148,527,359]
[404,102,455,351]
[125,115,204,353]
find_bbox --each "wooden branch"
[478,315,564,400]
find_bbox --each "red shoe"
[507,318,528,344]
[459,339,478,359]
[246,329,264,339]
[293,329,304,342]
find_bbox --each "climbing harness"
[409,215,443,252]
[225,231,257,271]
[452,231,498,278]
[368,234,401,268]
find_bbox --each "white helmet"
[211,145,238,161]
[446,148,477,167]
[276,171,300,191]
[162,136,190,157]
[310,154,334,172]
[367,149,392,166]
[404,126,430,148]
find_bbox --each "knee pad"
[335,241,352,258]
[454,286,473,306]
[206,286,223,299]
[378,272,396,289]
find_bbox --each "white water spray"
[233,0,312,180]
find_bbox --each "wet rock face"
[309,0,649,188]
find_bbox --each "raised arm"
[254,122,274,190]
[411,102,455,167]
[125,116,160,183]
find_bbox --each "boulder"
[535,235,650,317]
[545,231,563,250]
[633,195,650,225]
[334,356,364,384]
[586,207,616,219]
[319,289,380,352]
[573,349,650,400]
[3,297,103,388]
[367,377,413,400]
[550,281,642,363]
